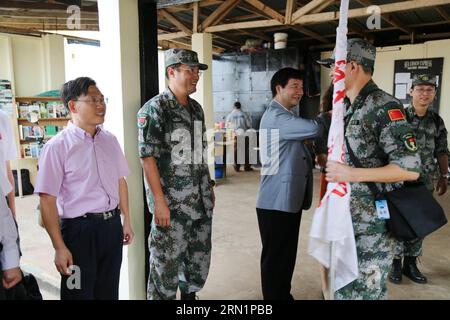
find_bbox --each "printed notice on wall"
[0,80,13,116]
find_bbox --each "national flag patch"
[387,109,405,121]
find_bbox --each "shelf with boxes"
[15,96,70,159]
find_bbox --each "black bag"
[384,182,447,241]
[345,137,447,241]
[12,169,34,196]
[5,272,43,300]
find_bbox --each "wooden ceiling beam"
[354,0,410,34]
[384,14,411,34]
[292,0,329,22]
[227,13,261,22]
[203,0,450,33]
[158,39,224,55]
[0,9,97,19]
[199,0,240,31]
[0,1,97,12]
[436,6,450,21]
[237,29,271,42]
[214,33,242,45]
[165,0,223,13]
[295,0,450,25]
[311,0,336,14]
[159,8,192,35]
[205,19,280,33]
[285,0,296,24]
[192,1,199,33]
[0,16,97,25]
[0,23,99,31]
[158,31,189,41]
[290,25,329,43]
[0,25,43,36]
[244,0,284,23]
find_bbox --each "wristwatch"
[440,173,449,179]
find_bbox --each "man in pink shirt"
[35,77,134,300]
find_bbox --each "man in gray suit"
[256,67,323,300]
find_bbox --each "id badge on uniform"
[375,199,390,220]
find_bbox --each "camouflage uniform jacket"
[138,88,214,220]
[344,80,421,235]
[405,105,449,191]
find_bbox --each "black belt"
[64,207,120,221]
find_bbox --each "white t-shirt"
[0,109,17,196]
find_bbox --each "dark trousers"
[0,260,4,300]
[256,208,302,300]
[60,214,123,300]
[234,135,251,171]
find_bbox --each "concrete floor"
[15,167,450,300]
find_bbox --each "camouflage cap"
[317,38,376,69]
[412,74,438,87]
[164,48,208,70]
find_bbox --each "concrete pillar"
[42,34,65,91]
[191,33,215,177]
[158,50,167,93]
[97,0,145,299]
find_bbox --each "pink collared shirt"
[35,121,130,219]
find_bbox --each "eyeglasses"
[176,66,203,77]
[75,97,108,105]
[413,88,435,94]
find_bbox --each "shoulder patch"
[388,109,405,121]
[137,115,147,128]
[402,132,418,152]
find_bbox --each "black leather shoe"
[403,256,427,284]
[388,258,403,284]
[181,292,198,300]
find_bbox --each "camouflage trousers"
[335,232,394,300]
[393,238,423,259]
[147,215,212,300]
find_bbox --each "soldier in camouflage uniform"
[389,74,449,284]
[321,38,421,299]
[137,49,215,300]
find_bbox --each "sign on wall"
[0,79,13,116]
[393,58,443,113]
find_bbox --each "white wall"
[0,35,15,86]
[0,33,65,96]
[43,34,66,91]
[320,39,450,136]
[64,40,103,83]
[9,34,46,96]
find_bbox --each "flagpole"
[328,243,336,299]
[328,0,349,300]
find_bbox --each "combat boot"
[388,258,403,284]
[402,256,427,284]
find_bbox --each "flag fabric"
[308,0,358,293]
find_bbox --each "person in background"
[226,101,254,172]
[388,74,449,285]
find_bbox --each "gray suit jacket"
[256,100,323,213]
